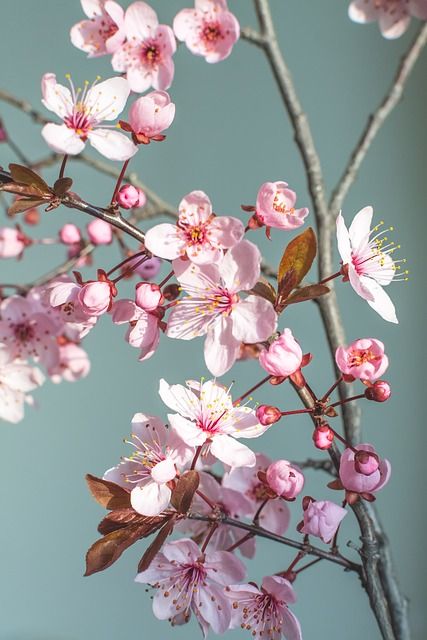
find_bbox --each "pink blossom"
[0,227,28,258]
[336,208,402,323]
[365,379,392,402]
[339,443,391,496]
[266,460,305,501]
[173,0,240,63]
[0,295,59,368]
[41,73,137,160]
[223,453,291,535]
[226,575,302,640]
[136,538,246,635]
[116,184,146,209]
[256,181,309,230]
[104,413,193,516]
[111,298,160,360]
[159,378,269,468]
[49,342,90,383]
[312,424,334,450]
[259,329,302,378]
[59,224,81,245]
[348,0,427,39]
[87,219,113,245]
[335,337,389,382]
[145,190,245,265]
[122,91,175,144]
[111,2,176,93]
[256,404,282,426]
[48,277,94,323]
[300,499,347,544]
[70,0,125,56]
[78,280,115,316]
[167,240,277,376]
[0,348,45,423]
[135,283,163,311]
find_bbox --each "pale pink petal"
[281,608,303,640]
[0,385,25,423]
[49,282,80,307]
[88,129,137,161]
[154,57,175,91]
[206,549,247,585]
[204,315,240,376]
[348,0,378,23]
[125,1,159,40]
[131,412,168,447]
[219,239,261,291]
[259,500,290,535]
[179,191,213,225]
[411,0,427,19]
[131,481,171,516]
[348,264,375,301]
[85,76,130,121]
[41,73,73,119]
[209,215,245,248]
[173,8,200,41]
[81,0,104,17]
[231,296,277,343]
[186,243,222,264]
[138,328,160,361]
[158,378,199,418]
[110,298,140,323]
[262,575,297,605]
[41,123,86,155]
[210,434,256,468]
[379,10,411,38]
[348,206,373,249]
[336,212,352,264]
[168,413,207,446]
[362,277,398,323]
[144,224,184,260]
[126,65,155,93]
[151,457,176,483]
[197,585,231,633]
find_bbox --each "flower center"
[98,19,119,40]
[141,43,161,67]
[273,191,295,216]
[202,23,222,43]
[64,105,92,139]
[348,348,377,367]
[13,322,34,343]
[247,481,270,502]
[187,225,206,245]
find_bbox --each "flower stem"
[158,270,174,288]
[280,408,312,417]
[233,375,271,406]
[321,376,343,403]
[58,154,68,179]
[201,523,219,553]
[318,270,341,285]
[106,249,147,277]
[110,159,130,205]
[330,393,365,408]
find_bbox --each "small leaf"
[277,227,317,303]
[85,474,131,510]
[170,470,200,514]
[248,278,277,304]
[0,183,50,198]
[283,284,330,305]
[84,524,143,576]
[327,479,344,491]
[9,163,51,194]
[137,517,176,573]
[98,510,166,536]
[53,177,73,196]
[8,198,46,215]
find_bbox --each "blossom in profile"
[110,298,161,361]
[70,0,126,57]
[266,460,305,501]
[166,239,277,375]
[159,378,269,468]
[104,413,193,516]
[348,0,427,39]
[145,190,244,264]
[41,73,137,160]
[336,207,404,323]
[120,91,175,144]
[173,0,240,63]
[136,538,245,635]
[256,181,309,231]
[300,498,347,544]
[226,575,302,640]
[259,329,303,378]
[111,2,176,92]
[0,348,45,423]
[335,337,389,382]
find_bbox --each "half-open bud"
[312,423,334,450]
[256,405,282,426]
[365,380,391,403]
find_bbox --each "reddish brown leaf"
[85,474,131,510]
[283,284,330,305]
[325,406,338,417]
[98,510,166,536]
[53,177,73,196]
[0,183,50,198]
[84,524,143,576]
[8,198,47,215]
[9,163,51,194]
[137,517,176,573]
[276,227,317,307]
[328,479,344,491]
[249,278,277,304]
[171,470,200,514]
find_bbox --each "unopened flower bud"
[78,281,114,316]
[256,405,282,426]
[259,329,303,377]
[116,184,146,209]
[266,460,304,500]
[365,380,391,403]
[87,219,113,245]
[312,424,334,450]
[354,450,380,476]
[163,283,180,301]
[135,282,163,311]
[59,223,81,245]
[23,207,40,225]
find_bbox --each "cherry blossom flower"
[336,207,404,323]
[339,443,391,499]
[111,298,160,361]
[259,329,303,378]
[0,295,59,369]
[70,0,126,56]
[116,184,146,209]
[226,575,302,640]
[120,91,175,144]
[136,538,246,636]
[300,498,347,544]
[159,378,269,468]
[265,460,305,501]
[256,181,309,231]
[111,2,176,93]
[223,453,291,535]
[335,337,389,382]
[49,342,91,383]
[0,348,45,423]
[135,283,163,311]
[0,227,28,258]
[104,413,193,516]
[41,73,137,160]
[348,0,427,39]
[173,0,240,63]
[166,240,277,376]
[145,190,244,265]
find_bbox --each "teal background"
[0,1,426,638]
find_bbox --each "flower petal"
[204,315,240,376]
[210,434,256,468]
[231,296,277,343]
[130,481,171,516]
[362,278,398,323]
[41,123,86,155]
[151,457,176,483]
[145,224,184,260]
[85,76,131,121]
[336,212,351,264]
[88,129,137,161]
[219,239,261,291]
[348,205,373,249]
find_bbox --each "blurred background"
[0,1,426,638]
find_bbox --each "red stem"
[106,249,147,277]
[330,393,365,408]
[233,375,271,406]
[280,408,313,416]
[58,154,68,179]
[158,270,174,288]
[318,270,341,285]
[110,159,130,205]
[321,376,343,403]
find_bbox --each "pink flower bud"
[339,444,391,495]
[23,208,40,225]
[256,405,282,426]
[312,424,334,450]
[365,380,391,402]
[266,460,304,500]
[116,184,146,209]
[87,219,113,245]
[0,227,26,258]
[128,91,175,143]
[335,338,388,382]
[78,281,113,316]
[259,329,303,377]
[59,223,81,245]
[135,282,163,311]
[301,499,347,544]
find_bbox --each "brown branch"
[329,23,427,217]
